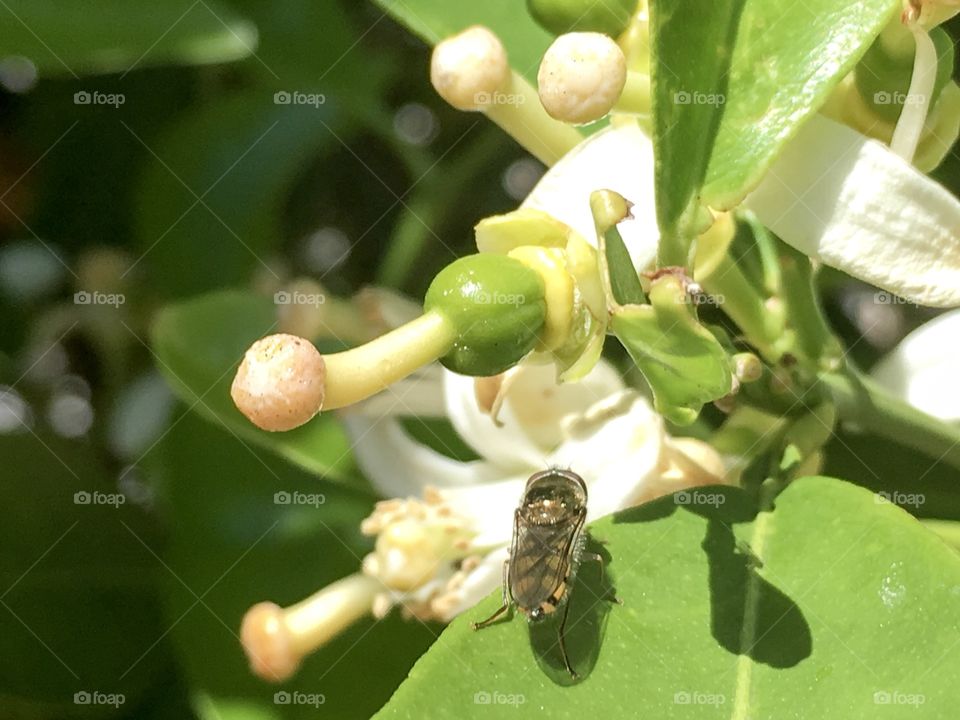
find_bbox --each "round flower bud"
[231,333,326,431]
[424,254,546,376]
[430,26,510,111]
[538,32,627,125]
[527,0,638,37]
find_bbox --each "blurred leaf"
[133,90,343,297]
[377,477,960,717]
[373,0,553,85]
[611,274,732,425]
[0,432,167,716]
[0,0,256,76]
[149,414,436,720]
[151,290,360,483]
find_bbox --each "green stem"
[485,70,583,166]
[778,243,842,367]
[819,365,960,473]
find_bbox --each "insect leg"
[557,595,577,679]
[471,560,511,630]
[583,552,623,605]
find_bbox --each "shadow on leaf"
[529,536,618,685]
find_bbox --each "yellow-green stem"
[485,70,583,165]
[322,310,456,409]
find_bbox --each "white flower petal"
[442,359,625,470]
[440,475,527,548]
[871,309,960,422]
[440,546,509,620]
[522,120,659,272]
[745,114,960,308]
[549,390,666,522]
[341,415,489,496]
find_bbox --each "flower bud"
[538,32,627,125]
[424,254,547,376]
[527,0,638,37]
[430,26,510,111]
[231,333,326,431]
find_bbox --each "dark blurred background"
[0,2,959,718]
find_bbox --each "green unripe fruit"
[527,0,638,37]
[424,254,547,376]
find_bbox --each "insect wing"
[509,517,582,610]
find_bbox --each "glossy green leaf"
[148,413,435,720]
[151,290,360,482]
[651,0,900,236]
[376,476,960,718]
[611,274,732,425]
[134,91,342,297]
[649,0,741,263]
[373,0,553,86]
[0,1,256,76]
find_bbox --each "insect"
[471,468,612,678]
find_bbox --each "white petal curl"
[522,119,659,273]
[871,309,960,422]
[745,114,960,308]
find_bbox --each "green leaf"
[151,290,360,482]
[376,476,960,717]
[134,91,341,298]
[611,274,732,425]
[0,0,256,76]
[649,0,742,263]
[651,0,900,237]
[373,0,554,86]
[148,413,435,720]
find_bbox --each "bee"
[471,468,611,678]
